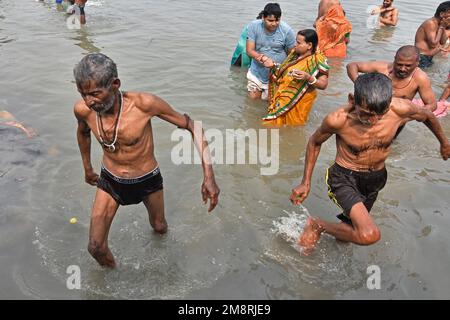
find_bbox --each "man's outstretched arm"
[150,94,220,212]
[417,75,437,112]
[399,101,450,160]
[346,61,387,83]
[290,112,340,204]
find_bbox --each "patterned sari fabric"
[263,50,330,126]
[316,4,352,58]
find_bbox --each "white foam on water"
[271,205,311,252]
[366,5,380,29]
[86,0,105,7]
[66,14,81,30]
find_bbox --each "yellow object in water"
[70,218,77,224]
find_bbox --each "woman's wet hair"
[298,29,318,53]
[435,1,450,17]
[262,3,282,19]
[354,73,392,114]
[73,53,118,88]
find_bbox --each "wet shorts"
[246,70,269,100]
[326,163,387,225]
[419,54,433,69]
[97,165,163,206]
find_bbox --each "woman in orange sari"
[316,3,352,58]
[263,29,329,126]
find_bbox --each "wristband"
[308,76,317,85]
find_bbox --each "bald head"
[395,45,420,62]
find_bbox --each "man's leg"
[248,90,262,99]
[88,188,119,268]
[143,190,167,234]
[299,202,381,252]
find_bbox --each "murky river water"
[0,0,449,299]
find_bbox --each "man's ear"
[348,93,355,105]
[111,78,121,90]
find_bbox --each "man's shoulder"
[422,17,438,29]
[126,91,157,112]
[74,99,90,119]
[390,97,415,116]
[324,106,349,130]
[414,67,431,83]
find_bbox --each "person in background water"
[346,45,437,112]
[231,11,263,68]
[289,73,450,255]
[62,0,87,25]
[314,0,352,58]
[370,0,398,27]
[245,3,296,100]
[73,53,220,268]
[415,1,450,69]
[263,29,329,126]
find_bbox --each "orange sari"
[316,4,352,58]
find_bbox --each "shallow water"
[0,0,449,299]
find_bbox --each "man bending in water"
[290,73,450,254]
[346,45,436,112]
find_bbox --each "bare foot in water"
[298,217,324,255]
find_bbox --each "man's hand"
[371,7,381,15]
[263,57,275,68]
[201,177,220,212]
[290,183,310,205]
[85,168,99,186]
[441,142,450,160]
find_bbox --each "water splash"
[271,205,311,253]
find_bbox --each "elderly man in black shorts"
[73,53,220,268]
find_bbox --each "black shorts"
[326,163,387,225]
[419,54,433,69]
[97,165,163,206]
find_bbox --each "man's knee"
[248,91,261,99]
[357,227,381,245]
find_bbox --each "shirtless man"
[371,0,398,27]
[289,73,450,254]
[346,45,437,112]
[73,53,220,268]
[415,1,450,68]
